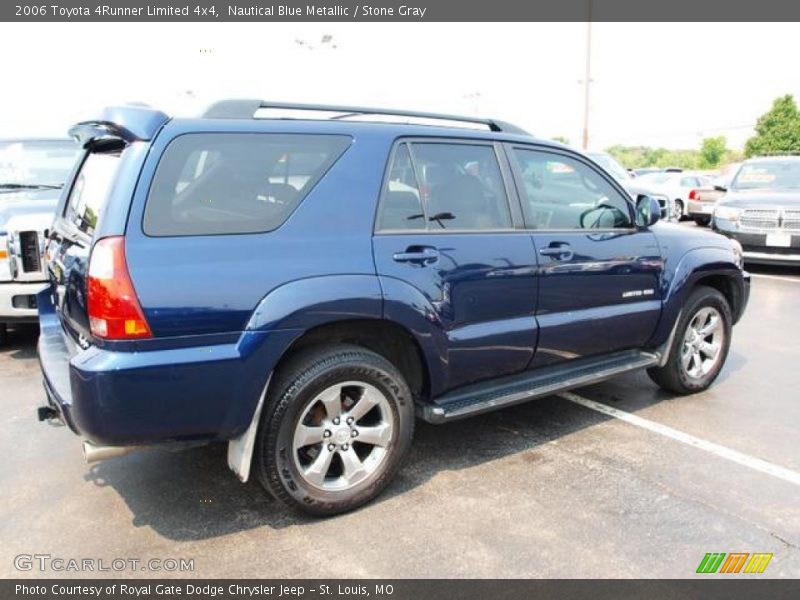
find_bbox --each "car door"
[506,145,664,369]
[372,140,539,394]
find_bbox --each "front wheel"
[255,344,415,516]
[647,286,732,394]
[693,215,711,227]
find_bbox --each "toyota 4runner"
[37,101,750,515]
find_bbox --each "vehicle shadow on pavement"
[80,371,695,541]
[0,325,38,360]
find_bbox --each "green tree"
[744,94,800,157]
[551,135,570,145]
[699,136,727,168]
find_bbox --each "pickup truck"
[37,102,750,515]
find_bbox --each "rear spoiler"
[69,105,169,147]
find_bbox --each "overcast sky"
[1,22,798,150]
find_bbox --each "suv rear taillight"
[689,189,698,200]
[87,236,152,340]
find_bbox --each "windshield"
[731,160,800,191]
[588,153,631,181]
[0,140,79,189]
[637,172,674,185]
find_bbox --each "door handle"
[539,243,574,261]
[393,246,439,265]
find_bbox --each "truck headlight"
[714,205,742,222]
[0,234,12,282]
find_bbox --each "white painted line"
[557,391,800,487]
[749,273,800,284]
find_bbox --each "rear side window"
[144,133,351,236]
[65,151,123,237]
[377,141,512,231]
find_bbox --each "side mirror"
[636,195,661,227]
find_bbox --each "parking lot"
[1,224,798,579]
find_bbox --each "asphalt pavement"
[1,225,798,579]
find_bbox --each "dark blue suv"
[37,101,750,515]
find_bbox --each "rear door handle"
[539,243,574,261]
[393,246,439,265]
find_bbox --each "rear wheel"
[647,286,732,394]
[675,199,685,220]
[255,344,414,516]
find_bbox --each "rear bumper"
[687,200,715,216]
[37,289,301,446]
[0,281,47,323]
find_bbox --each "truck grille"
[18,231,42,273]
[783,209,800,232]
[740,209,779,231]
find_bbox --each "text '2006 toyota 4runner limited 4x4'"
[37,101,750,515]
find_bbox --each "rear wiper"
[0,183,63,190]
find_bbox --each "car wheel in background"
[675,199,685,220]
[255,344,415,516]
[693,216,711,227]
[647,286,732,395]
[0,324,7,346]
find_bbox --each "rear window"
[64,150,123,237]
[144,133,351,236]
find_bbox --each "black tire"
[255,344,415,516]
[0,323,7,346]
[675,199,685,220]
[693,216,711,227]
[647,286,732,395]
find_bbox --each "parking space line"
[558,391,800,487]
[749,273,800,283]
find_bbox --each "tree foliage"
[606,137,740,171]
[744,94,800,157]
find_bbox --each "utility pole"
[581,2,593,150]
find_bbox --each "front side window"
[144,133,351,236]
[513,149,632,230]
[65,150,123,236]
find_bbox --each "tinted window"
[411,143,511,230]
[144,133,350,236]
[513,149,632,230]
[64,150,123,237]
[377,144,426,231]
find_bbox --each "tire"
[675,199,685,220]
[0,324,7,346]
[693,216,711,227]
[255,344,415,516]
[647,286,732,395]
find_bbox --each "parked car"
[712,156,800,265]
[586,152,675,220]
[0,138,78,344]
[688,164,742,227]
[635,171,714,220]
[632,167,661,177]
[37,102,749,516]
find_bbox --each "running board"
[419,350,659,424]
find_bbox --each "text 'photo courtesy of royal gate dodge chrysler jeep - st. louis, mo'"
[35,100,749,516]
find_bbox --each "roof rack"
[202,99,530,136]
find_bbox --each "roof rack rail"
[202,99,530,136]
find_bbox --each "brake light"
[689,189,698,200]
[87,236,152,340]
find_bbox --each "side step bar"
[419,350,659,424]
